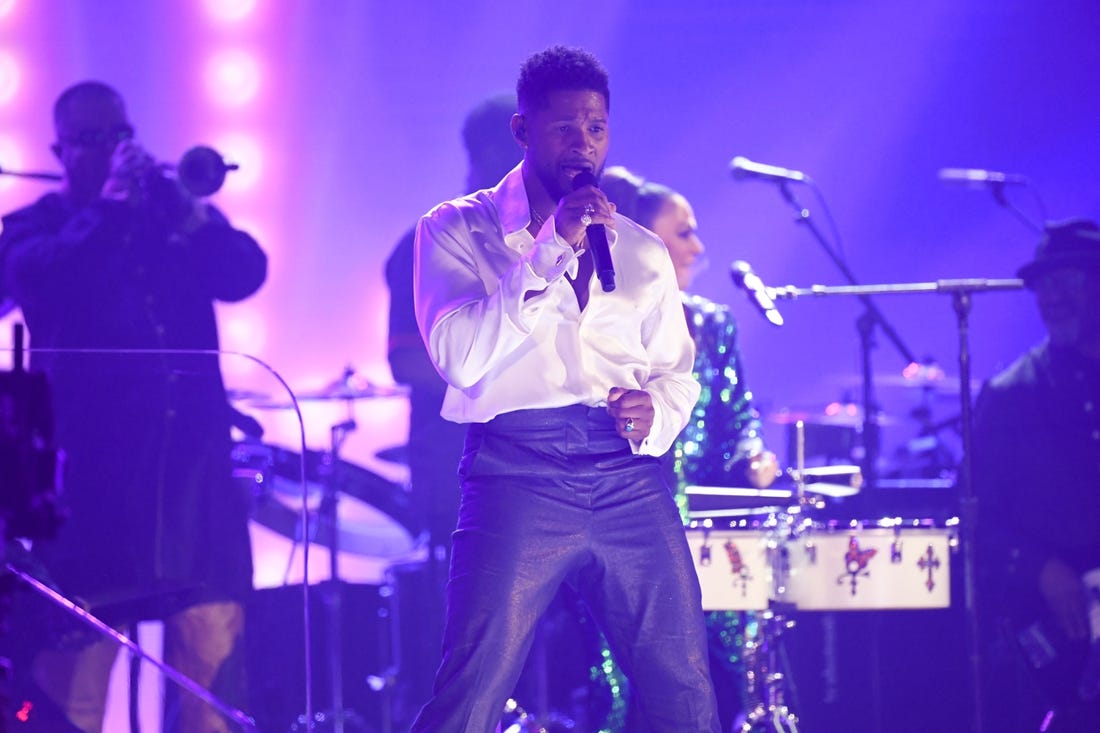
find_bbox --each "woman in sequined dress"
[594,166,780,732]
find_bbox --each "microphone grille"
[572,169,598,190]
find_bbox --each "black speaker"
[779,566,970,733]
[245,582,390,733]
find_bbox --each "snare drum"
[686,526,776,611]
[784,518,955,610]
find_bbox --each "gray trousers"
[410,405,721,733]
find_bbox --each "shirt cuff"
[525,215,577,282]
[634,408,666,456]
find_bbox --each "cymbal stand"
[740,608,799,733]
[740,513,800,733]
[740,420,817,733]
[774,180,921,492]
[311,412,357,733]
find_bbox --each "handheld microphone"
[729,156,808,184]
[937,168,1027,186]
[572,170,615,292]
[730,260,784,326]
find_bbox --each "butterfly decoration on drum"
[724,539,755,598]
[838,535,878,596]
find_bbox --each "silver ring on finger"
[581,203,595,227]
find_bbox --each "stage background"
[1,1,1097,730]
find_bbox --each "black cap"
[1017,218,1100,287]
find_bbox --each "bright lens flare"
[202,0,257,23]
[0,51,20,104]
[205,49,260,107]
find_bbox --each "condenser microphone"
[932,167,1025,187]
[937,168,1028,186]
[729,156,808,184]
[730,260,784,326]
[932,167,1025,186]
[572,170,615,292]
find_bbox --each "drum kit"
[228,367,419,733]
[685,422,958,733]
[228,367,420,565]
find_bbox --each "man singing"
[409,46,721,733]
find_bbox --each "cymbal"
[834,365,980,394]
[293,381,409,401]
[251,380,409,409]
[768,406,897,428]
[872,374,981,393]
[226,388,271,402]
[797,464,863,497]
[683,467,863,518]
[374,444,410,466]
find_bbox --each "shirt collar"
[491,163,534,244]
[488,162,621,258]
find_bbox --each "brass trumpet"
[0,145,238,197]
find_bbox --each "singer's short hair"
[53,80,124,127]
[516,46,610,114]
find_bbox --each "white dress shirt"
[414,164,700,457]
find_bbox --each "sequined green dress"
[595,294,767,732]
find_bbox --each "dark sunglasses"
[58,124,135,148]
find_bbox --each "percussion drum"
[783,518,955,610]
[686,524,777,611]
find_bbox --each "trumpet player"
[0,80,266,733]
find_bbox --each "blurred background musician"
[974,218,1100,733]
[0,80,266,733]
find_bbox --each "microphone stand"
[318,414,356,733]
[776,181,919,492]
[772,276,1024,733]
[4,562,258,730]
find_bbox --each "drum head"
[232,441,423,558]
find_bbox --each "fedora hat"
[1017,218,1100,287]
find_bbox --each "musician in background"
[382,91,520,727]
[596,165,779,731]
[0,81,266,732]
[973,218,1100,732]
[385,92,520,566]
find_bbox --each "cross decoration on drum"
[785,518,955,610]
